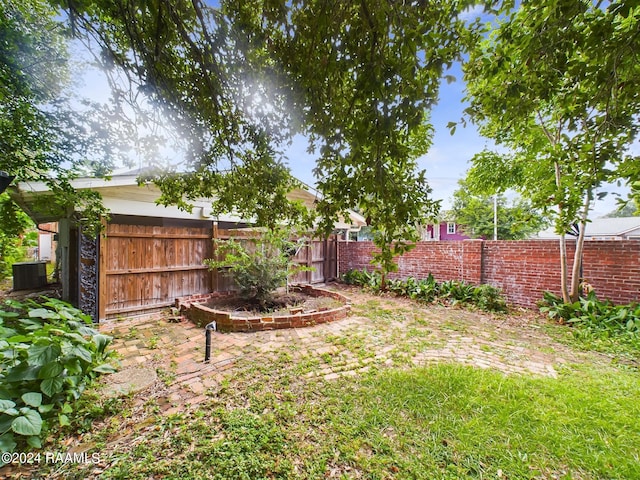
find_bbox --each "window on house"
[447,222,456,235]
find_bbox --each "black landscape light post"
[204,321,217,362]
[0,171,14,194]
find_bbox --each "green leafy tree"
[451,178,548,240]
[0,0,139,236]
[463,0,640,303]
[0,193,34,279]
[56,0,485,286]
[603,198,639,218]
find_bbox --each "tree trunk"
[559,233,570,303]
[554,160,571,303]
[568,192,592,302]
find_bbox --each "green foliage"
[603,199,639,218]
[57,0,484,271]
[439,280,476,304]
[451,178,548,239]
[341,268,382,291]
[540,291,640,353]
[0,297,116,455]
[463,0,640,302]
[0,193,34,279]
[0,0,141,236]
[472,284,508,313]
[342,270,507,313]
[205,229,310,306]
[388,274,440,303]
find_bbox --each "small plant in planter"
[205,228,312,308]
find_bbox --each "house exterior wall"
[439,222,470,241]
[588,226,640,240]
[37,222,57,262]
[626,227,640,239]
[418,223,470,241]
[338,240,640,308]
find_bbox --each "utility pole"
[493,195,498,241]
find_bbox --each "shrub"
[439,280,476,304]
[341,268,381,290]
[341,270,507,312]
[205,229,310,306]
[473,284,508,313]
[387,274,440,303]
[0,297,116,454]
[540,291,640,337]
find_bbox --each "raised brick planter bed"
[176,285,351,332]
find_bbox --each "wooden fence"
[97,220,337,320]
[212,228,338,292]
[99,222,213,319]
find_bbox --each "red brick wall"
[338,240,640,308]
[481,240,574,307]
[338,241,479,283]
[582,241,640,305]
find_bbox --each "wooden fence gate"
[289,236,338,285]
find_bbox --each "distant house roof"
[10,173,366,230]
[535,217,640,240]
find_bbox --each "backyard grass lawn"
[9,289,640,480]
[36,357,640,479]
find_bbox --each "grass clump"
[43,361,640,480]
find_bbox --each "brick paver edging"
[175,285,352,332]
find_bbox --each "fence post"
[211,221,218,292]
[306,241,313,284]
[323,237,329,282]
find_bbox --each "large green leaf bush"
[0,297,116,455]
[540,290,640,354]
[342,269,507,313]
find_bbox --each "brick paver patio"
[98,285,577,414]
